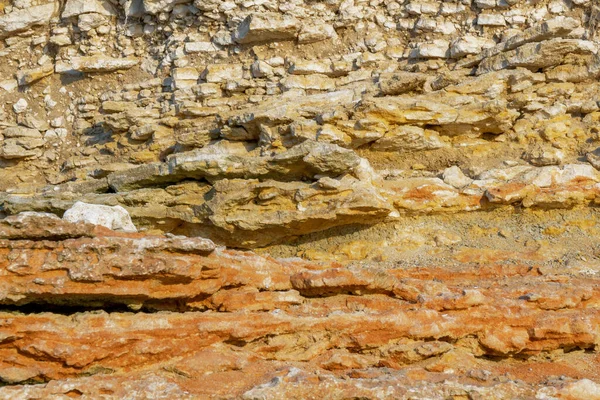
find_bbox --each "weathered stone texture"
[1,0,600,396]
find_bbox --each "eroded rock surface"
[1,0,600,396]
[0,214,598,398]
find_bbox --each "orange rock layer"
[0,214,599,399]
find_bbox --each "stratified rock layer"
[1,0,600,397]
[0,214,598,398]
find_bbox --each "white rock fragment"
[202,64,244,83]
[477,14,506,26]
[417,40,450,58]
[50,117,64,128]
[450,36,495,58]
[141,0,184,15]
[184,42,219,53]
[44,95,57,109]
[298,24,336,44]
[557,379,600,400]
[443,166,473,188]
[0,3,59,38]
[8,212,61,222]
[62,0,116,18]
[475,0,496,9]
[63,201,137,232]
[0,80,18,93]
[13,99,28,114]
[234,13,299,44]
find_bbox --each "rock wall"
[1,0,600,397]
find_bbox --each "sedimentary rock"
[55,56,139,74]
[62,201,137,232]
[0,214,598,397]
[0,2,59,37]
[234,14,299,44]
[1,0,600,396]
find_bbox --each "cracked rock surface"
[1,0,600,397]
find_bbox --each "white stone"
[0,80,18,93]
[55,128,68,139]
[437,21,457,35]
[418,40,450,58]
[142,0,187,15]
[548,0,567,14]
[450,36,494,58]
[0,3,59,37]
[557,379,600,400]
[234,13,299,44]
[13,99,28,114]
[477,14,506,26]
[475,0,496,9]
[50,117,64,128]
[440,3,465,15]
[7,212,60,222]
[251,61,274,78]
[298,24,336,44]
[44,95,57,109]
[288,60,332,76]
[63,201,137,232]
[414,17,437,31]
[202,64,244,83]
[530,7,548,22]
[62,0,116,18]
[558,164,599,184]
[443,166,473,188]
[184,42,219,53]
[172,67,199,81]
[77,13,108,31]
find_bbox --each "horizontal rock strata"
[0,214,598,398]
[1,0,600,397]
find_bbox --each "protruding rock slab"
[0,213,301,307]
[205,177,394,247]
[55,56,139,74]
[234,13,299,44]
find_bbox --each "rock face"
[0,213,599,398]
[1,0,600,397]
